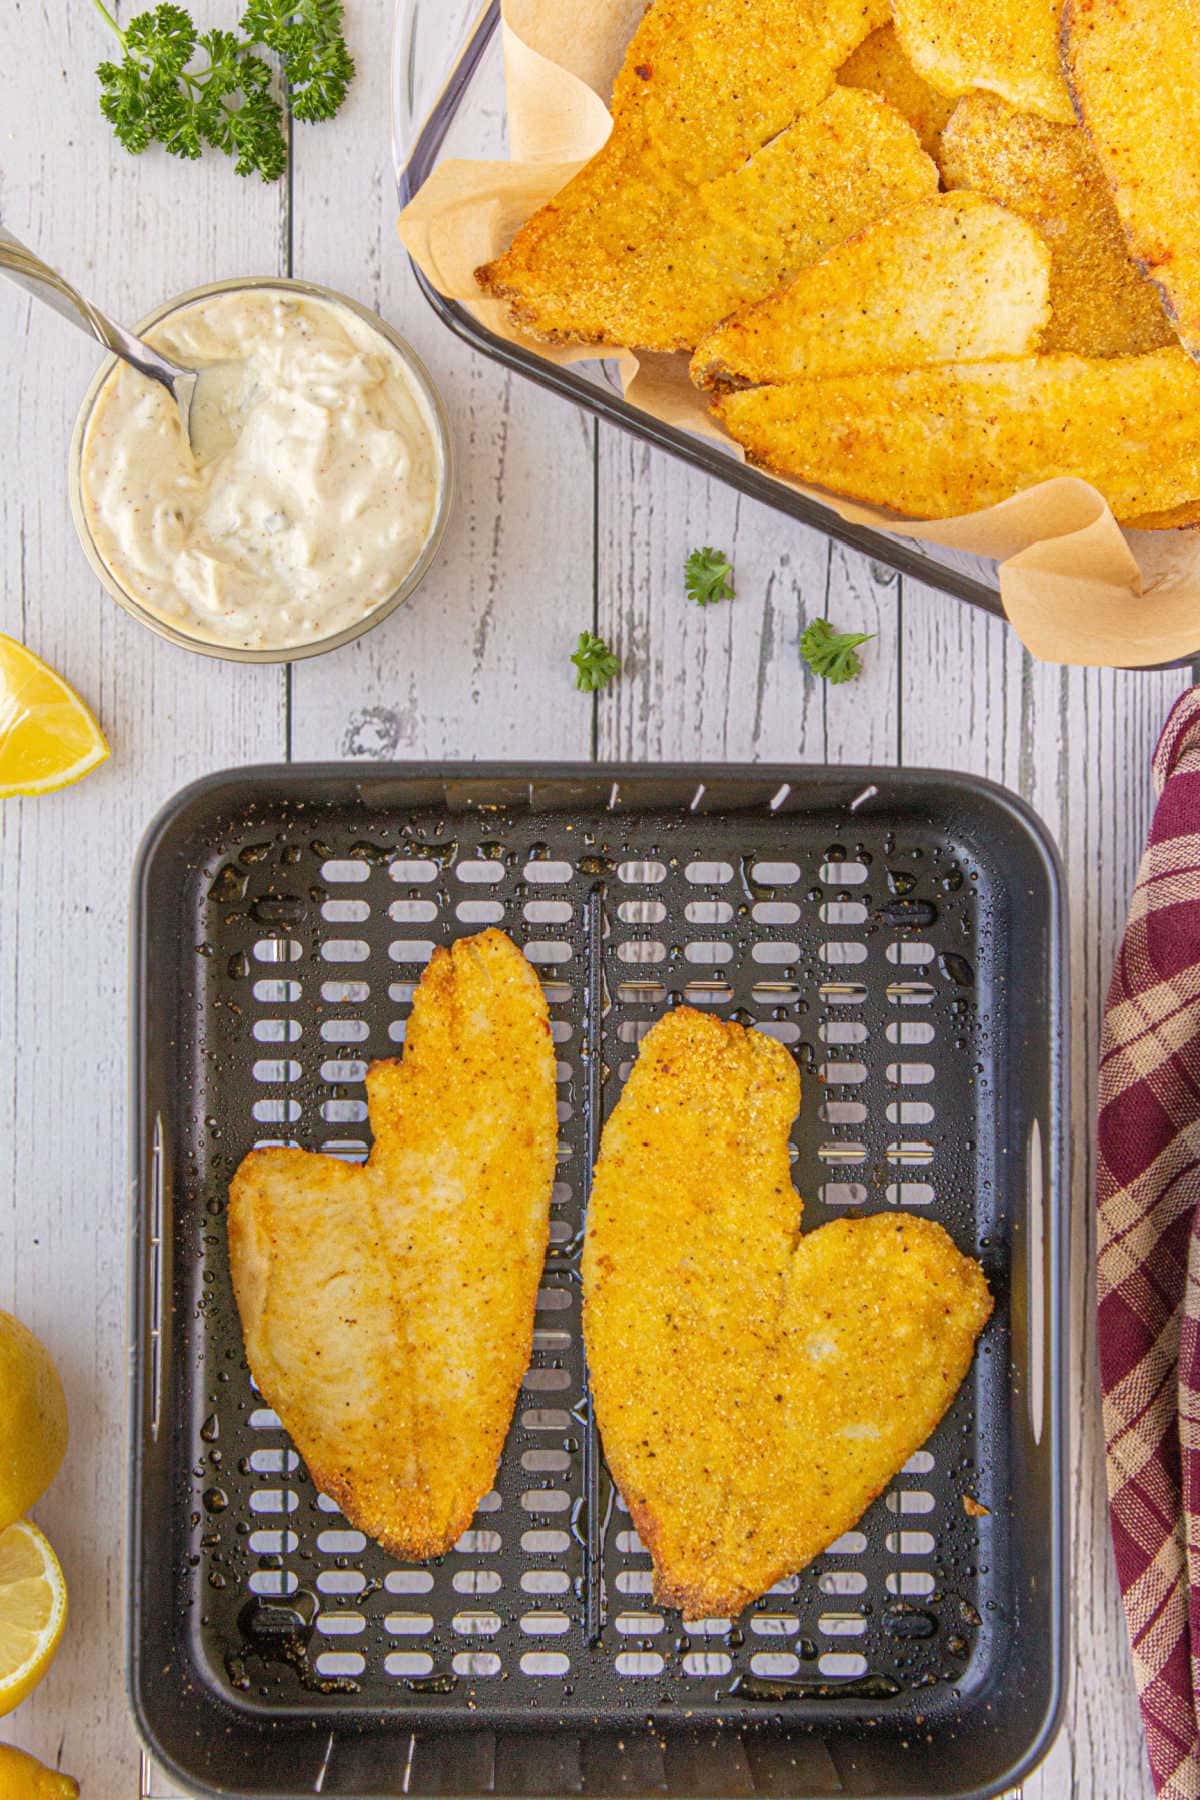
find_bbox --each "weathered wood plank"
[594,436,828,762]
[0,4,289,1791]
[286,0,595,767]
[821,545,901,765]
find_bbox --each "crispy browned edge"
[475,269,628,349]
[694,360,757,394]
[473,148,637,349]
[1060,0,1200,367]
[1127,500,1200,530]
[713,406,1200,529]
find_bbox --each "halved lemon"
[0,1523,67,1717]
[0,1314,68,1536]
[0,636,108,798]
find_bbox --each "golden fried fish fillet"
[892,0,1073,122]
[583,1008,992,1620]
[479,89,936,352]
[1065,0,1200,364]
[691,193,1050,390]
[712,348,1200,525]
[838,22,957,155]
[228,928,557,1560]
[939,94,1174,358]
[588,0,892,187]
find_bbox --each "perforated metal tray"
[129,764,1067,1799]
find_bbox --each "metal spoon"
[0,225,218,451]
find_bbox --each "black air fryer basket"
[130,765,1067,1799]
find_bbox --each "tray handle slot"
[1026,1117,1046,1447]
[146,1113,166,1445]
[399,1729,498,1796]
[284,1728,503,1795]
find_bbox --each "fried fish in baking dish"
[479,88,936,353]
[939,94,1175,359]
[583,1007,992,1620]
[475,0,948,352]
[228,928,557,1560]
[691,193,1051,390]
[711,348,1200,526]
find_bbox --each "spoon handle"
[0,226,188,398]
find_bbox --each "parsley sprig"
[241,0,354,122]
[800,617,876,685]
[92,0,354,181]
[685,545,735,607]
[571,631,621,692]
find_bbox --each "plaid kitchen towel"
[1099,685,1200,1800]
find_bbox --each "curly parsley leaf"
[685,545,735,607]
[124,1,198,70]
[240,0,355,123]
[97,53,159,153]
[799,617,876,685]
[91,0,350,180]
[571,630,621,693]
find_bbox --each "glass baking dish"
[391,0,1007,617]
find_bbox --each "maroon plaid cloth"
[1099,686,1200,1800]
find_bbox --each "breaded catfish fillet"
[228,929,557,1560]
[712,348,1200,525]
[587,0,891,186]
[692,193,1050,389]
[939,95,1174,358]
[838,22,956,155]
[583,1008,991,1619]
[1065,0,1200,363]
[892,0,1073,122]
[479,90,936,352]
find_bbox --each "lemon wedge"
[0,636,108,798]
[0,1524,66,1718]
[0,1742,78,1797]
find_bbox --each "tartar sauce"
[79,287,445,653]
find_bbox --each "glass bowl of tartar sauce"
[69,276,453,661]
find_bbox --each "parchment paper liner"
[398,0,1200,667]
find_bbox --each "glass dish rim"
[68,273,456,665]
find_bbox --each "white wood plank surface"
[595,445,828,762]
[288,0,595,766]
[0,4,1191,1796]
[0,3,290,1791]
